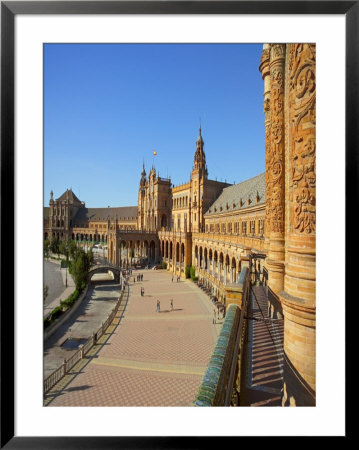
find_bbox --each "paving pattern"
[241,285,284,406]
[45,270,220,407]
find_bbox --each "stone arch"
[204,248,208,270]
[231,257,237,283]
[165,240,169,259]
[176,242,180,263]
[181,243,185,264]
[161,214,167,229]
[170,241,173,260]
[149,240,156,261]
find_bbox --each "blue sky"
[44,43,264,207]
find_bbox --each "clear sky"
[44,43,264,207]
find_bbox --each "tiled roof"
[74,206,138,222]
[56,189,82,203]
[205,173,265,215]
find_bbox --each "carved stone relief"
[289,44,316,234]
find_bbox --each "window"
[242,221,247,235]
[250,220,255,236]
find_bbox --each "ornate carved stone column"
[280,44,316,406]
[266,44,286,295]
[259,45,271,254]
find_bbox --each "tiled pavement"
[241,285,284,406]
[45,270,221,407]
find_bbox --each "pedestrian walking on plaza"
[172,276,174,283]
[156,300,160,313]
[170,298,173,312]
[213,309,216,325]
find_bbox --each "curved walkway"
[45,269,221,407]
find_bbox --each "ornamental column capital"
[270,43,286,66]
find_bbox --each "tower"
[137,163,146,230]
[193,126,208,176]
[191,126,208,232]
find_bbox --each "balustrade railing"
[44,276,129,395]
[193,267,250,406]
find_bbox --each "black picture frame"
[1,1,353,447]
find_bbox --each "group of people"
[171,275,181,283]
[134,273,143,283]
[155,298,174,313]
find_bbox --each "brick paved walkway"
[45,270,220,407]
[241,285,284,406]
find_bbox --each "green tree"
[49,237,60,255]
[185,265,191,279]
[87,248,94,269]
[68,239,77,260]
[59,241,67,257]
[190,266,196,281]
[71,251,88,290]
[43,284,49,303]
[43,240,50,259]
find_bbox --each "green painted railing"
[193,304,241,406]
[193,267,250,407]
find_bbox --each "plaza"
[45,269,221,406]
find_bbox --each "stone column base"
[281,352,316,406]
[280,291,316,406]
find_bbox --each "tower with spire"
[193,126,208,177]
[137,163,147,230]
[190,126,208,232]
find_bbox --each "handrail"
[193,267,250,407]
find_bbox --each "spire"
[196,125,204,147]
[194,125,206,175]
[140,162,146,187]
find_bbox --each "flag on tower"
[153,150,157,156]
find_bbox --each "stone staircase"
[240,285,284,406]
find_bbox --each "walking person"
[172,275,174,283]
[213,308,216,325]
[170,298,173,312]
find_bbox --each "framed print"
[1,1,354,447]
